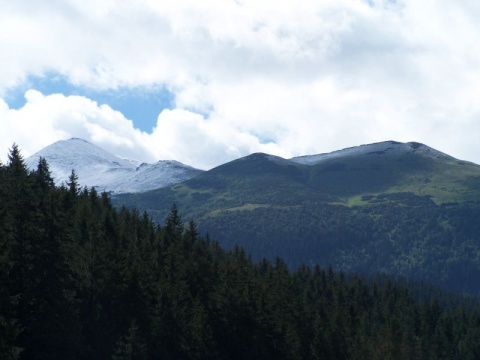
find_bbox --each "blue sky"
[1,0,480,169]
[5,74,174,133]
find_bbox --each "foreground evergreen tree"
[0,159,22,360]
[27,158,81,359]
[112,321,147,360]
[3,145,38,359]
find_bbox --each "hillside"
[2,144,480,359]
[113,141,480,294]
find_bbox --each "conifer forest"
[1,144,480,359]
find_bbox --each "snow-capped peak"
[25,138,203,194]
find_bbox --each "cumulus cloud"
[1,0,480,167]
[0,91,284,169]
[0,90,150,161]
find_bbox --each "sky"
[1,0,480,170]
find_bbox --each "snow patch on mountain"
[25,138,203,194]
[290,141,453,165]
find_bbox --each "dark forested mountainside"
[2,145,480,359]
[200,201,480,294]
[114,144,480,295]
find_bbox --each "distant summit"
[25,138,203,194]
[290,141,453,165]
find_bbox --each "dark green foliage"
[111,321,147,360]
[0,156,22,360]
[1,145,480,359]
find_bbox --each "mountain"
[113,141,480,294]
[4,152,480,358]
[25,138,203,194]
[288,140,479,203]
[290,140,451,165]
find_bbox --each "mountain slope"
[25,138,203,194]
[292,140,480,204]
[113,141,480,294]
[116,140,480,217]
[290,140,451,165]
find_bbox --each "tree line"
[1,144,480,359]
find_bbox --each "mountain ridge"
[25,138,480,202]
[290,140,455,165]
[112,139,480,294]
[19,137,480,293]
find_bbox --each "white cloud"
[148,108,282,169]
[1,0,480,167]
[0,90,152,163]
[0,91,284,169]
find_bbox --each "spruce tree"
[23,158,82,359]
[4,145,37,355]
[164,203,183,246]
[112,321,147,360]
[0,158,22,359]
[67,169,80,196]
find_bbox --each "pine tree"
[67,169,80,196]
[164,204,183,246]
[4,145,37,355]
[185,297,218,359]
[184,219,199,243]
[112,321,147,360]
[22,158,82,359]
[0,159,22,359]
